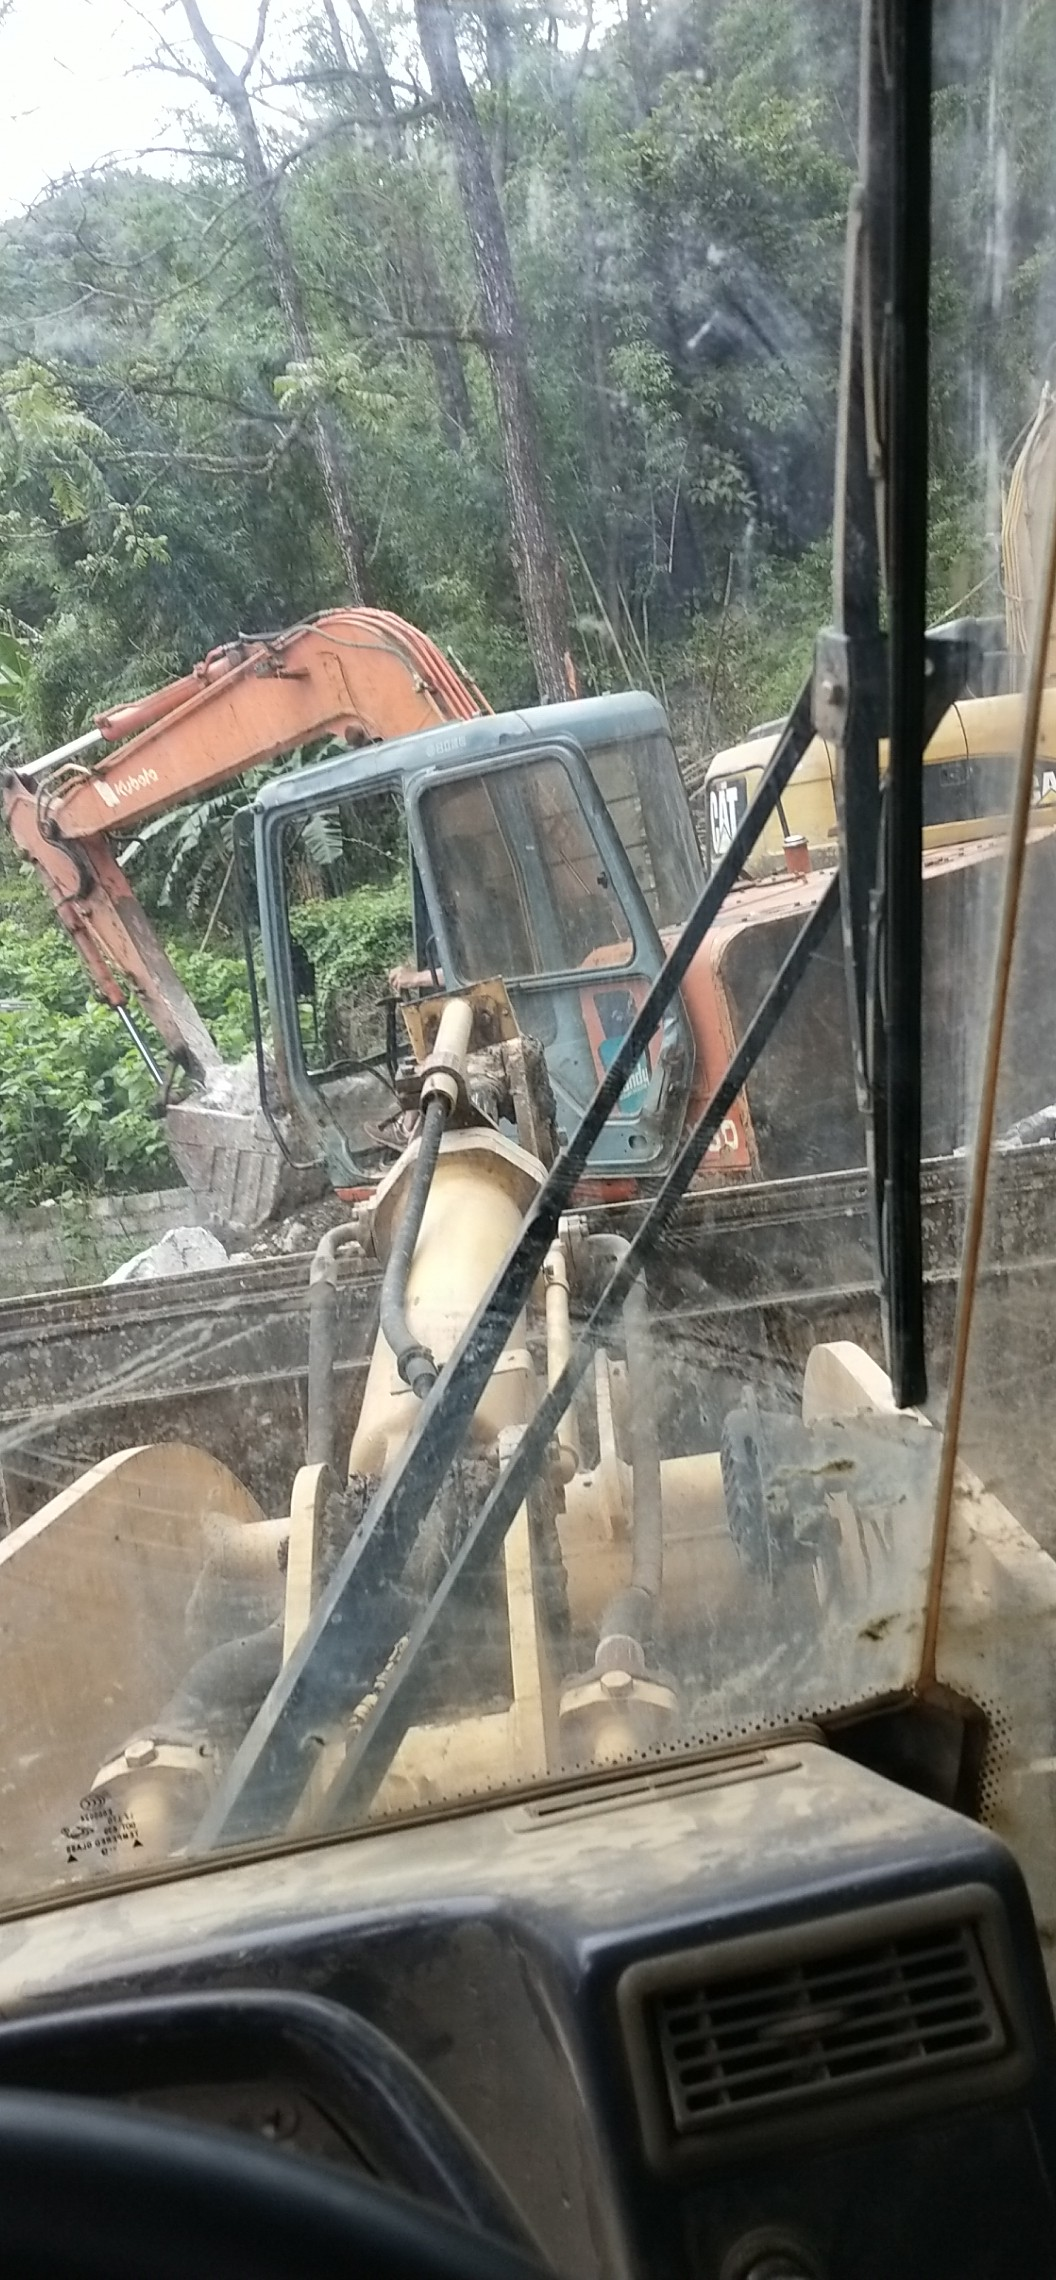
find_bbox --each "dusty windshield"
[0,0,1054,1918]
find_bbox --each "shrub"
[0,986,171,1204]
[288,880,413,1055]
[0,884,413,1209]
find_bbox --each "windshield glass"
[2,0,1056,1926]
[587,729,703,929]
[420,753,637,977]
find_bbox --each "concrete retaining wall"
[0,1188,195,1299]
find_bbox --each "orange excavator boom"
[2,611,486,1079]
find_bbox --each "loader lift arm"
[1,612,485,1082]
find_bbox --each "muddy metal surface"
[640,1145,1056,1543]
[0,1253,382,1529]
[2,1144,1055,1535]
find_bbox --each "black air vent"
[618,1890,1028,2168]
[655,1923,1005,2134]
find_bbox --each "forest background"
[0,0,1050,1207]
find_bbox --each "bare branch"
[126,55,215,91]
[240,0,271,83]
[117,377,291,426]
[346,0,393,97]
[119,0,213,86]
[321,0,351,72]
[110,448,278,472]
[179,0,243,104]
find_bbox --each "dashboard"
[0,1739,1053,2280]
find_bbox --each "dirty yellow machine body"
[0,989,733,1877]
[8,397,1056,1917]
[6,974,1056,1999]
[703,684,1056,874]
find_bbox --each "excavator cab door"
[407,738,695,1173]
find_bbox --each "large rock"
[106,1225,231,1284]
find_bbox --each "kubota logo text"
[96,767,159,810]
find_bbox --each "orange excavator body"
[2,603,764,1222]
[2,612,487,1079]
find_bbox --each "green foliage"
[125,742,348,921]
[0,920,267,1192]
[0,884,413,1208]
[289,879,413,1038]
[169,945,256,1063]
[0,613,34,759]
[129,795,238,920]
[289,878,412,978]
[0,925,171,1204]
[0,919,260,1205]
[0,0,1028,748]
[703,540,835,743]
[274,354,400,434]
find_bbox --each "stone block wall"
[0,1189,196,1298]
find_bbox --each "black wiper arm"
[194,683,817,1851]
[819,0,954,1408]
[878,0,932,1407]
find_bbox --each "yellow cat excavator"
[700,378,1056,877]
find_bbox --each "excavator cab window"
[409,738,696,1170]
[422,754,636,980]
[246,780,418,1180]
[278,787,411,1076]
[584,727,703,931]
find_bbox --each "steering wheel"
[0,2088,553,2279]
[0,1990,551,2280]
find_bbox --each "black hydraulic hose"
[379,1097,447,1402]
[585,1233,663,1650]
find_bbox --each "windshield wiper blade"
[877,0,932,1406]
[818,0,949,1409]
[193,684,818,1851]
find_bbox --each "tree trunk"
[320,0,351,71]
[624,0,655,121]
[619,0,708,600]
[180,0,369,601]
[482,2,513,190]
[415,0,574,702]
[564,27,622,630]
[340,0,473,450]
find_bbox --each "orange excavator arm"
[2,610,485,1080]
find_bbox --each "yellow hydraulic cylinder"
[349,1127,545,1478]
